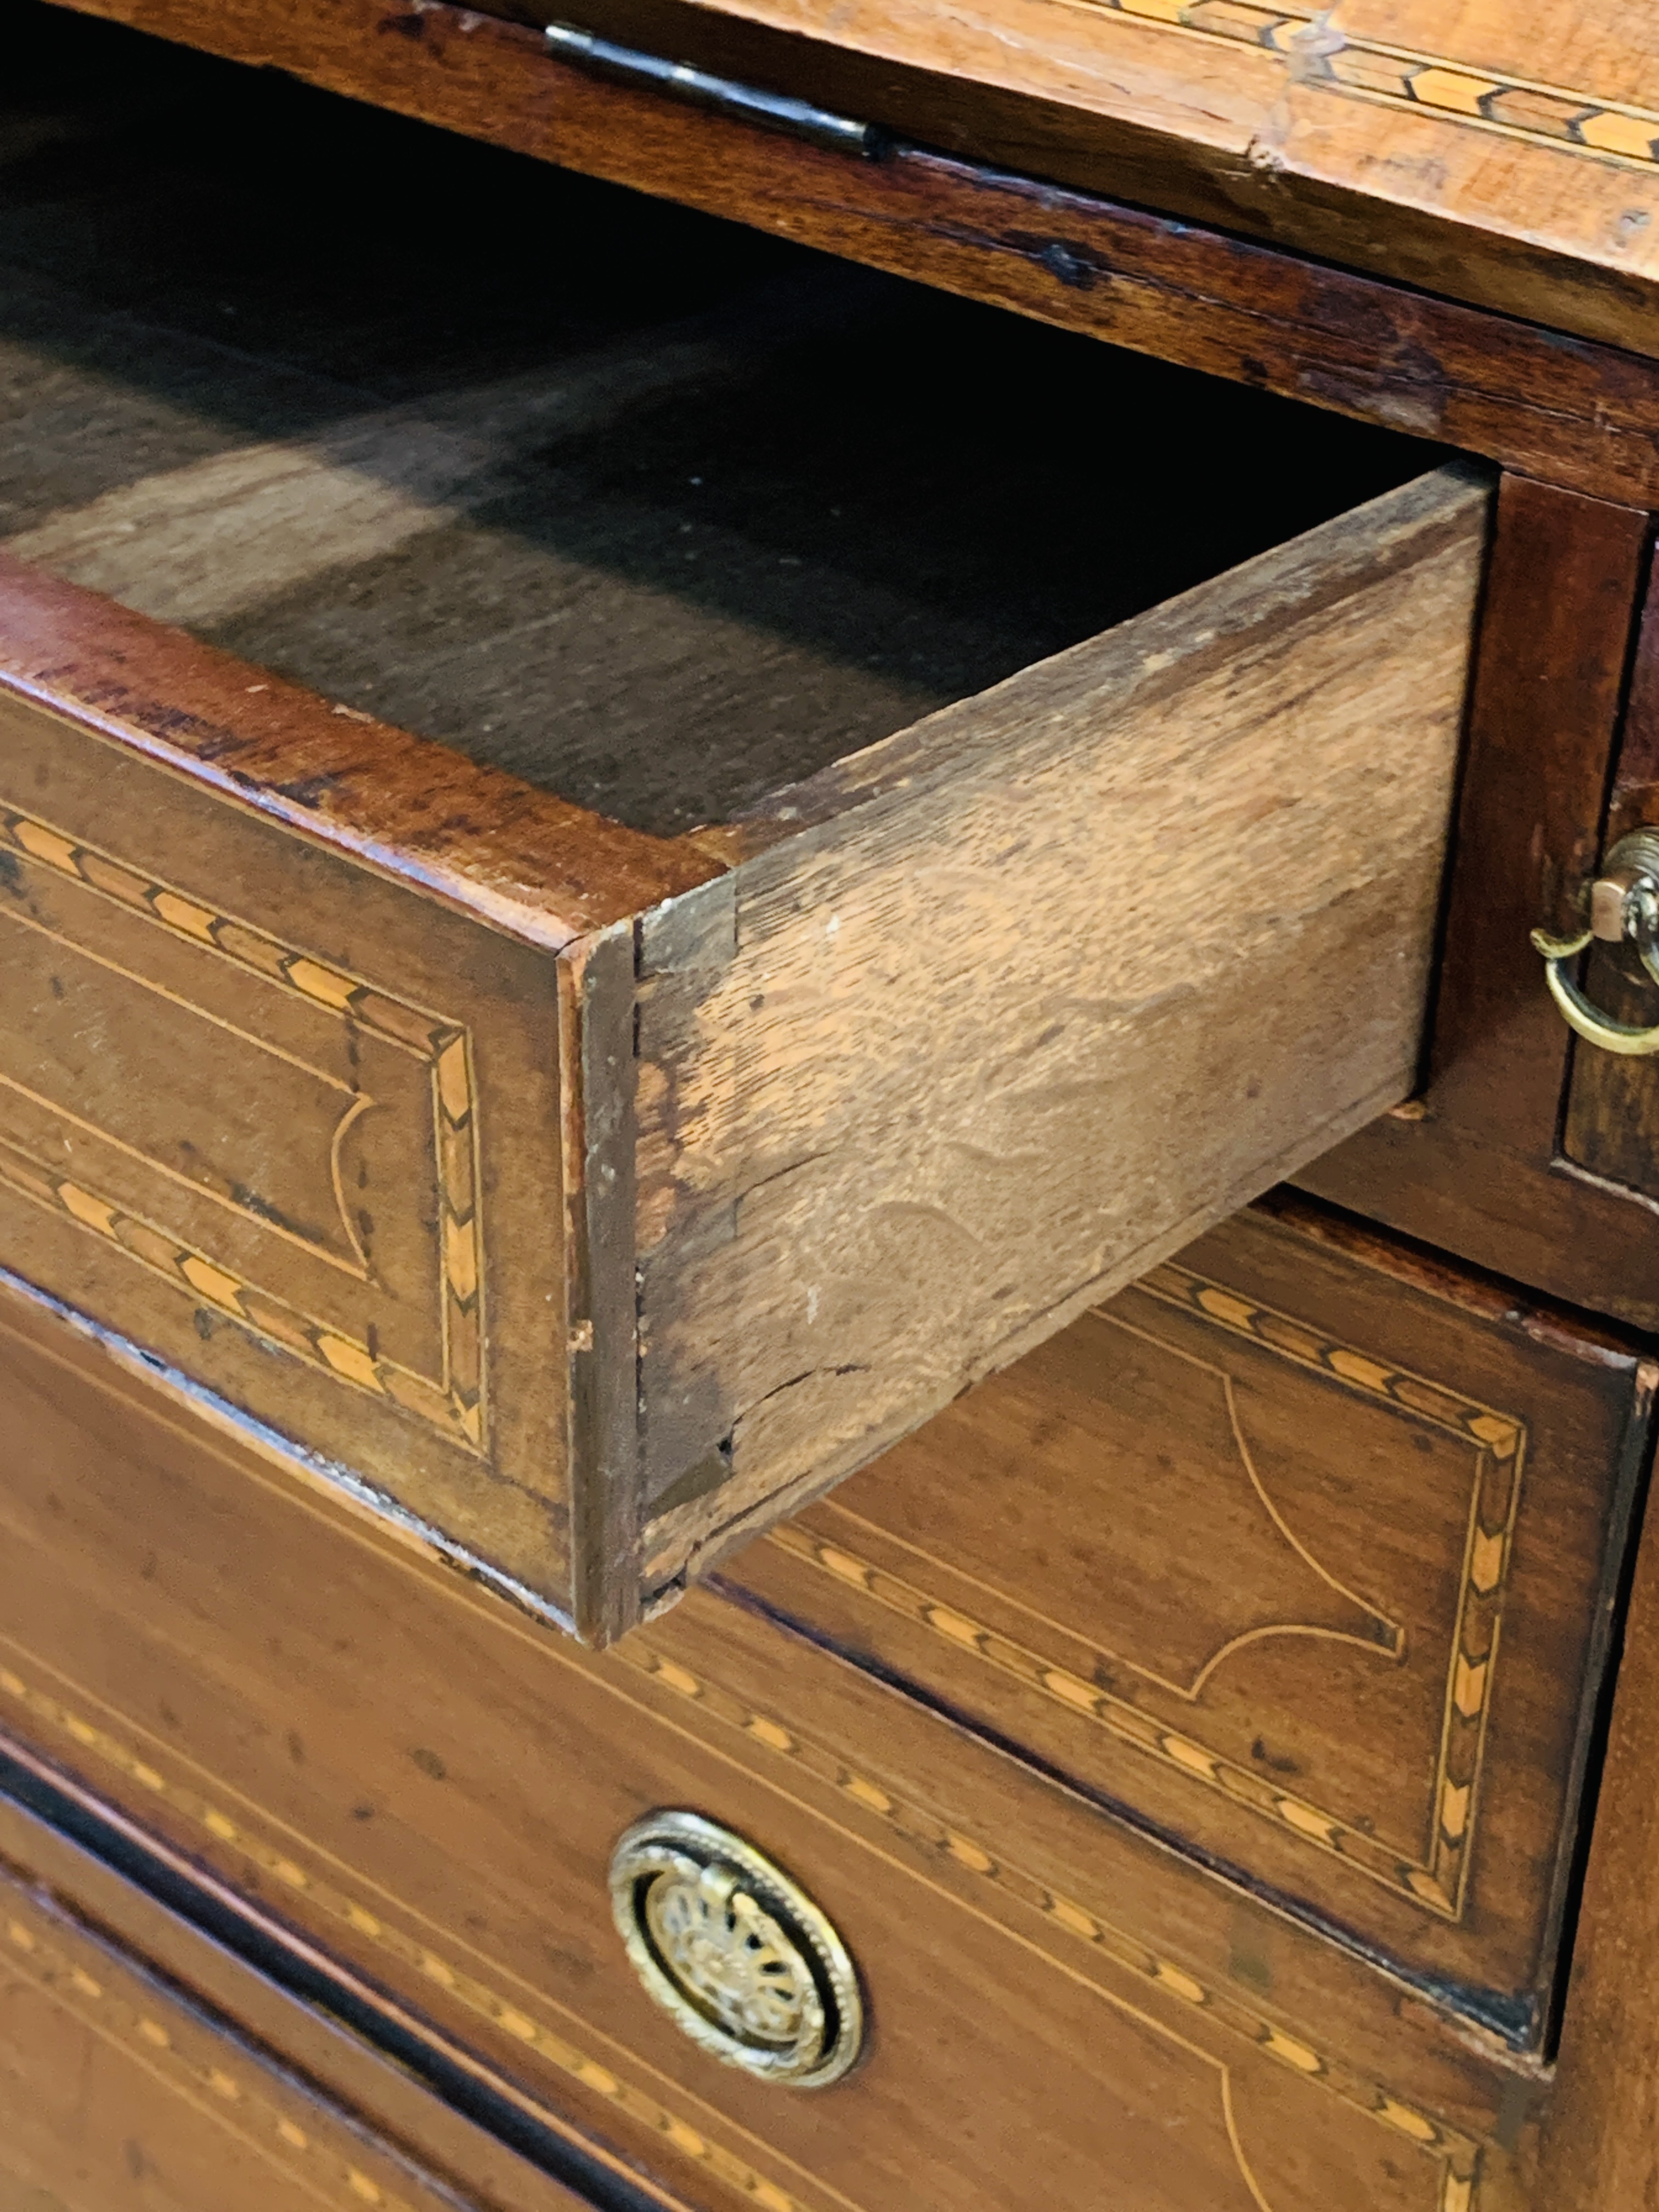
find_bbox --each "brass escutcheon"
[607,1811,864,2087]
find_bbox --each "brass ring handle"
[1530,927,1659,1056]
[1533,830,1659,1056]
[608,1811,864,2087]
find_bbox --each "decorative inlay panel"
[0,1885,426,2212]
[0,799,486,1449]
[770,1257,1527,1922]
[0,1634,1484,2212]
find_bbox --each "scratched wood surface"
[635,470,1488,1596]
[0,1266,1540,2212]
[722,1192,1656,2049]
[0,1795,605,2212]
[29,0,1659,515]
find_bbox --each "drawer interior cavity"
[2,3,1442,838]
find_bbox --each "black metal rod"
[545,22,886,156]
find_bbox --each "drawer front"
[0,1271,1538,2212]
[728,1197,1652,2042]
[0,452,1485,1639]
[0,566,707,1640]
[0,1789,597,2212]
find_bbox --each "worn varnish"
[0,1268,1542,2212]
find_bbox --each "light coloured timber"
[635,465,1489,1596]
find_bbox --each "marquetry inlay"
[1,1889,420,2209]
[0,1638,1483,2212]
[1066,0,1659,173]
[0,799,486,1448]
[0,1654,816,2212]
[771,1259,1525,1922]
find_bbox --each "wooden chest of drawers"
[7,3,1659,2208]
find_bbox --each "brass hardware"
[545,25,885,157]
[1532,829,1659,1055]
[608,1811,864,2086]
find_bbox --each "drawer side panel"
[637,468,1490,1585]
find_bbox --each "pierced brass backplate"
[607,1812,864,2087]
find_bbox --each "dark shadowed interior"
[1,3,1443,834]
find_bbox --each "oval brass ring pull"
[1533,830,1659,1056]
[608,1811,864,2086]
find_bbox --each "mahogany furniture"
[3,2,1658,2206]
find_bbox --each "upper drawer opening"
[1,7,1441,840]
[0,7,1488,1641]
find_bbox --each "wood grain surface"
[0,1795,604,2212]
[0,43,1438,839]
[0,14,1493,1632]
[0,472,1487,1635]
[479,0,1659,358]
[0,1265,1542,2212]
[43,0,1659,363]
[26,0,1659,508]
[635,469,1487,1596]
[1534,1482,1659,2211]
[1298,473,1659,1331]
[723,1192,1656,2049]
[0,556,706,1618]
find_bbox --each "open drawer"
[0,30,1489,1638]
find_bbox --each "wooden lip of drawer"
[0,460,1487,1643]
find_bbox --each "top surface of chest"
[521,0,1659,354]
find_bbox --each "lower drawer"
[0,1267,1539,2212]
[0,1784,597,2212]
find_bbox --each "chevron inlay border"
[1065,0,1659,172]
